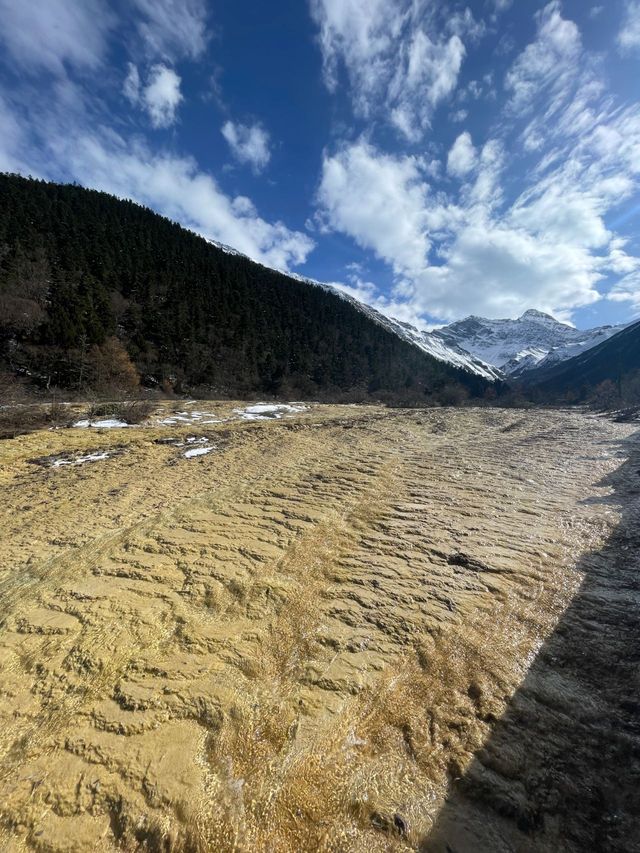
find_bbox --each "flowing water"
[0,404,637,851]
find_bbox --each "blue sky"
[1,0,639,330]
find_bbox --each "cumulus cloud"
[131,0,209,60]
[124,64,183,128]
[0,0,114,75]
[618,1,640,53]
[309,0,466,140]
[447,132,477,178]
[143,65,183,127]
[221,121,271,173]
[317,141,437,276]
[316,86,640,324]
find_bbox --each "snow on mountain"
[202,241,498,380]
[206,237,244,257]
[205,238,622,383]
[288,275,501,381]
[375,316,502,381]
[431,309,627,376]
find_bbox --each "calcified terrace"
[0,402,638,852]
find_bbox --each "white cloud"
[125,64,183,128]
[389,30,465,141]
[309,0,466,140]
[80,140,313,270]
[329,278,428,328]
[309,0,400,97]
[608,239,640,310]
[447,132,477,178]
[221,121,271,173]
[131,0,209,60]
[60,138,313,270]
[0,84,313,273]
[618,1,640,53]
[317,141,436,276]
[468,139,504,207]
[0,0,114,75]
[505,1,581,116]
[447,8,486,43]
[414,222,602,321]
[143,65,182,127]
[316,91,640,324]
[123,63,141,103]
[0,93,31,174]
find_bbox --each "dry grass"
[0,401,70,439]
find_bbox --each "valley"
[0,402,637,851]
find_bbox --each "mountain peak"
[518,309,562,325]
[431,308,627,376]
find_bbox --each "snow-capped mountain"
[206,237,623,384]
[371,315,502,381]
[431,309,627,376]
[203,242,500,381]
[288,275,502,380]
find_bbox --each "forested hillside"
[0,174,489,401]
[523,319,640,407]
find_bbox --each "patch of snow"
[206,238,245,257]
[52,452,112,467]
[73,419,129,429]
[159,411,221,426]
[233,403,308,421]
[183,445,215,458]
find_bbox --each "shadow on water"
[420,430,640,853]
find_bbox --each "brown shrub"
[0,402,70,440]
[86,399,155,424]
[88,337,140,393]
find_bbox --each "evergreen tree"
[0,173,490,400]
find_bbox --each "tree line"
[0,173,489,403]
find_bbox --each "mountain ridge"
[522,318,640,398]
[0,173,490,402]
[429,310,627,377]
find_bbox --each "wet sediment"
[0,404,636,851]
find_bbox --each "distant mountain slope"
[523,319,640,397]
[431,309,626,376]
[286,274,502,382]
[374,315,502,381]
[0,174,490,400]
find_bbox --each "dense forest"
[0,173,490,402]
